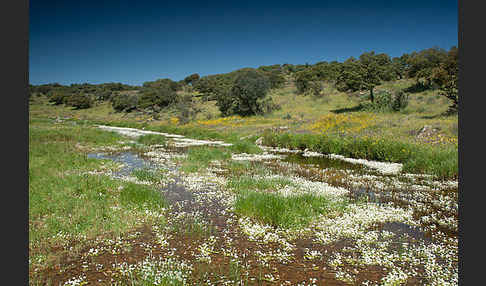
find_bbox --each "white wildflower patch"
[72,123,457,285]
[275,175,349,198]
[327,153,403,175]
[231,152,284,161]
[195,235,217,263]
[62,274,87,286]
[304,249,323,261]
[313,203,415,244]
[380,268,409,285]
[113,255,193,285]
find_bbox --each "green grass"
[228,139,263,154]
[227,175,349,228]
[29,119,167,268]
[179,146,231,173]
[30,77,458,180]
[137,134,167,146]
[262,131,458,179]
[132,168,166,183]
[171,217,216,239]
[119,182,166,210]
[227,175,297,193]
[234,191,348,229]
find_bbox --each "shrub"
[138,86,178,110]
[391,90,409,111]
[48,90,69,105]
[361,90,408,112]
[95,89,113,101]
[66,93,94,109]
[175,94,200,124]
[111,94,139,112]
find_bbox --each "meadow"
[29,78,458,285]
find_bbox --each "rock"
[255,137,263,145]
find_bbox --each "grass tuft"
[234,191,348,229]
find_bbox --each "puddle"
[88,151,227,221]
[381,221,432,242]
[87,152,158,178]
[162,178,195,205]
[348,187,380,203]
[281,152,365,171]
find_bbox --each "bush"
[95,89,113,101]
[66,93,93,109]
[361,90,408,112]
[138,86,177,110]
[391,90,409,111]
[48,90,69,105]
[111,94,139,112]
[175,94,200,124]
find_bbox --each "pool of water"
[87,151,158,178]
[280,152,366,171]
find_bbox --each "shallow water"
[280,152,366,172]
[88,151,224,220]
[381,221,432,242]
[87,152,157,178]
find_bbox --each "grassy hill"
[29,78,458,146]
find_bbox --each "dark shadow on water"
[330,104,364,114]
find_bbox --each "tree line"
[30,45,458,116]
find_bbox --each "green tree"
[406,47,447,87]
[391,54,410,79]
[430,46,458,113]
[220,70,275,116]
[335,57,363,92]
[184,73,200,85]
[359,51,388,102]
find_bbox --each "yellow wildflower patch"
[307,113,376,135]
[169,117,179,125]
[194,116,277,128]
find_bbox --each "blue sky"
[29,0,458,86]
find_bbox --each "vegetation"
[179,146,231,173]
[234,191,348,228]
[430,46,459,113]
[261,131,457,178]
[29,42,459,284]
[218,69,279,116]
[137,134,167,146]
[29,45,458,180]
[65,93,94,109]
[29,119,167,256]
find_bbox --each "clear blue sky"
[29,0,458,86]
